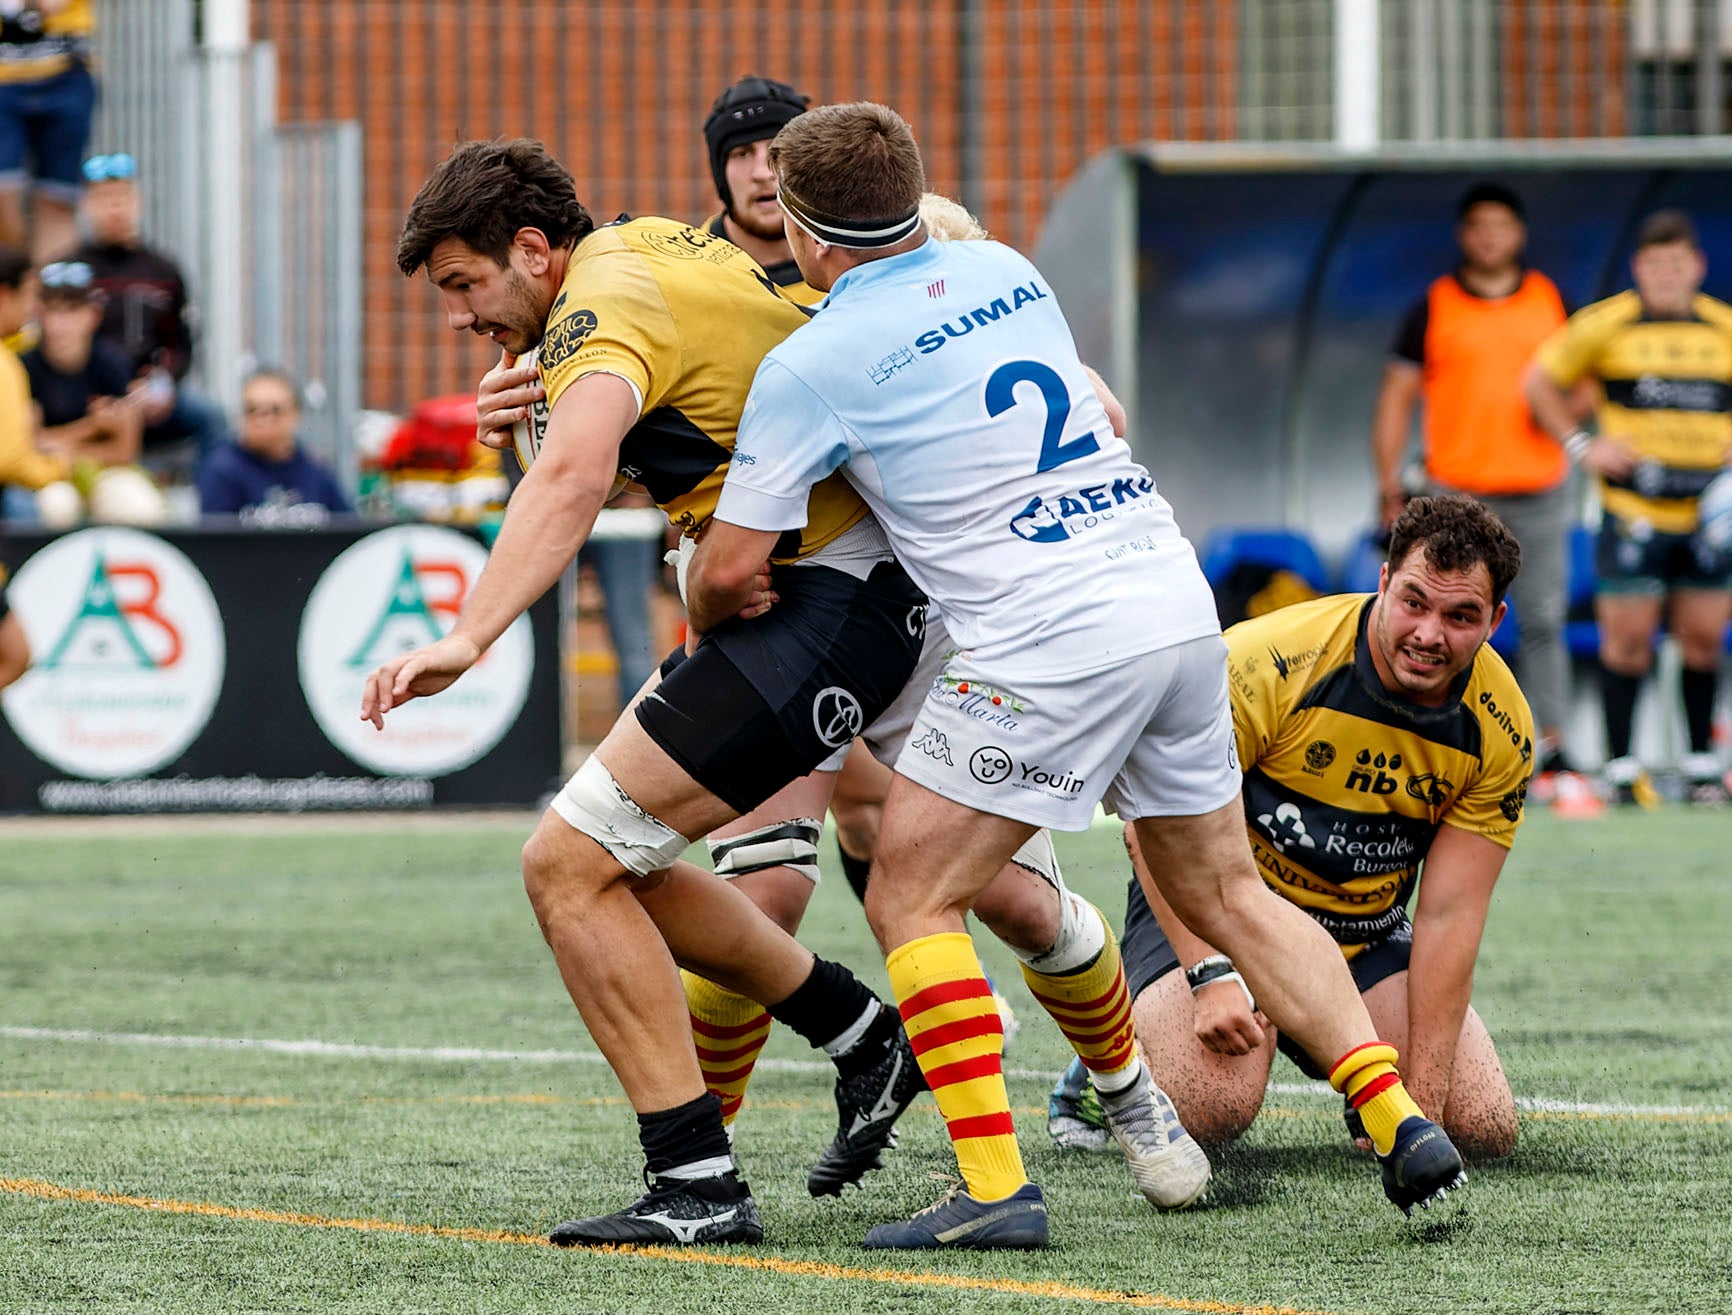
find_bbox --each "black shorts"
[636,558,926,813]
[1596,511,1732,594]
[1120,875,1413,1079]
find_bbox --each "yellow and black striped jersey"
[1227,593,1533,955]
[0,0,93,82]
[534,216,866,560]
[1536,289,1732,533]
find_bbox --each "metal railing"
[88,2,364,482]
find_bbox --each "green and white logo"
[298,525,533,776]
[1,528,225,777]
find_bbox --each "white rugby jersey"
[716,237,1219,676]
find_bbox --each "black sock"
[638,1092,731,1179]
[767,955,881,1056]
[1682,666,1719,757]
[837,840,872,906]
[1602,669,1642,761]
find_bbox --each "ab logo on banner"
[298,525,533,776]
[1,528,226,778]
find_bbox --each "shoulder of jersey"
[1230,591,1362,640]
[1692,293,1732,329]
[1570,287,1643,329]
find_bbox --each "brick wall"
[252,1,1239,415]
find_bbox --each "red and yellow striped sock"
[888,931,1027,1201]
[1329,1041,1426,1155]
[682,969,772,1129]
[1021,911,1138,1084]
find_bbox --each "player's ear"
[512,227,554,275]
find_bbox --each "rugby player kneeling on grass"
[1050,495,1527,1170]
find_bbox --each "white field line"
[3,1025,1723,1120]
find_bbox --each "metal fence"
[87,1,363,478]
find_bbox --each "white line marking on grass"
[5,1025,1724,1119]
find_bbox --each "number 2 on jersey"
[984,359,1100,473]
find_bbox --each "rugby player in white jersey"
[689,103,1470,1250]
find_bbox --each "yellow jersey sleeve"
[538,247,679,417]
[1535,291,1640,388]
[1443,669,1534,848]
[0,350,67,489]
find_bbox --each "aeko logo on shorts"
[1,528,225,778]
[298,525,533,776]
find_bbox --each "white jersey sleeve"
[714,358,849,533]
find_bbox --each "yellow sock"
[888,931,1027,1201]
[1020,906,1137,1082]
[682,969,772,1128]
[1329,1041,1426,1155]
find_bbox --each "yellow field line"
[0,1175,1336,1315]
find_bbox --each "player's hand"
[1192,979,1267,1056]
[737,563,778,621]
[1582,435,1637,480]
[359,634,483,729]
[475,350,544,451]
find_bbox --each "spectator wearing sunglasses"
[64,150,228,476]
[0,1,97,261]
[197,368,348,524]
[20,258,141,468]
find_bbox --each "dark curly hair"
[1386,495,1522,604]
[397,138,594,276]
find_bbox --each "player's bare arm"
[1522,362,1635,479]
[1401,823,1507,1119]
[1370,360,1423,528]
[474,350,545,449]
[1127,826,1267,1057]
[360,371,637,728]
[685,520,784,636]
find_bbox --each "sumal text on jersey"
[912,281,1050,354]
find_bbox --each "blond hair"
[918,193,988,242]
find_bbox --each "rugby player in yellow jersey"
[1051,496,1529,1170]
[1525,210,1732,808]
[364,139,934,1247]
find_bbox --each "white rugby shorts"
[891,633,1243,830]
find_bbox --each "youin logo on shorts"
[811,686,863,748]
[969,745,1013,784]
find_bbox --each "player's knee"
[525,757,687,920]
[1448,1110,1518,1162]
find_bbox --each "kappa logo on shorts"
[912,728,954,766]
[969,745,1013,784]
[812,686,864,748]
[905,605,925,637]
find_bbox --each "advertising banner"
[0,524,560,812]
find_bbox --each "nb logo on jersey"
[812,686,864,748]
[1346,749,1403,795]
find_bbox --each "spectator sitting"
[67,151,228,477]
[0,1,97,261]
[198,368,349,525]
[0,246,62,478]
[21,257,141,467]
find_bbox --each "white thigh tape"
[549,757,689,877]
